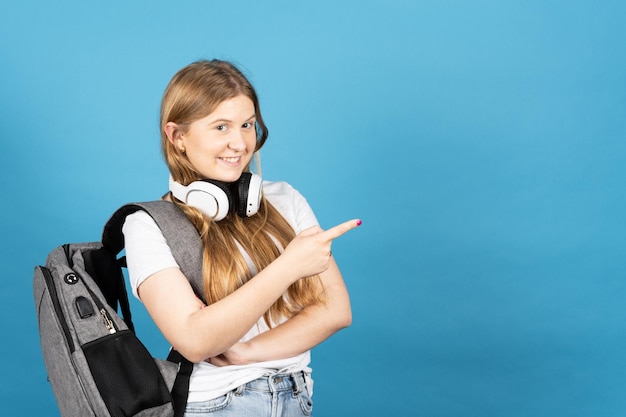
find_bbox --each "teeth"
[221,157,240,163]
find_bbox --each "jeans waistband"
[237,371,308,395]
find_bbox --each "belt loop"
[291,372,303,398]
[234,382,245,396]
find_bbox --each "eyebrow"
[208,114,257,125]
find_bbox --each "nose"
[228,128,246,151]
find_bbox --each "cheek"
[185,141,219,168]
[188,136,218,155]
[245,133,258,150]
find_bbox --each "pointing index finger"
[320,219,362,242]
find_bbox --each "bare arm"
[137,219,360,363]
[209,257,352,365]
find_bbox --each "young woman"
[122,59,361,416]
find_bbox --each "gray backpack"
[34,201,204,417]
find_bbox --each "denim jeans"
[184,371,314,417]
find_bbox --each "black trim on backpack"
[167,350,194,417]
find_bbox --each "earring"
[179,146,186,154]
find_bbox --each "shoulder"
[122,210,161,235]
[262,180,300,198]
[262,180,318,232]
[121,210,178,298]
[262,180,308,211]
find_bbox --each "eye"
[242,122,254,129]
[216,125,228,132]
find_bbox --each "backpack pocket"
[83,330,174,417]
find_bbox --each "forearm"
[141,258,299,362]
[215,260,352,364]
[247,301,351,361]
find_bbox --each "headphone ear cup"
[170,177,233,221]
[235,172,263,218]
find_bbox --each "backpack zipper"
[62,244,118,334]
[67,272,118,335]
[99,308,117,334]
[39,266,75,353]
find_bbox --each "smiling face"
[168,95,257,183]
[160,60,268,186]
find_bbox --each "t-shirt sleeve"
[122,210,179,299]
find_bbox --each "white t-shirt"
[122,181,319,402]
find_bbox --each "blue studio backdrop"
[1,1,626,416]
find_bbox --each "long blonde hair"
[160,60,325,325]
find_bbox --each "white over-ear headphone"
[169,173,263,221]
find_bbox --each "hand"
[281,219,361,280]
[206,342,251,366]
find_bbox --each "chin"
[217,172,245,183]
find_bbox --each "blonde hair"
[160,60,325,325]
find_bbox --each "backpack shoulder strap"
[102,201,200,417]
[102,201,205,300]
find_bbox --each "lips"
[219,156,241,164]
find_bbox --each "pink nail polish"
[356,220,362,226]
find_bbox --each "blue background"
[2,1,626,416]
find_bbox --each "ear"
[164,122,184,148]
